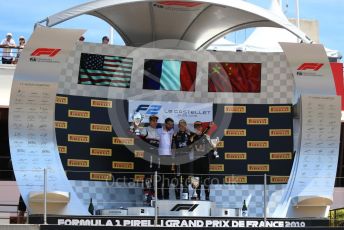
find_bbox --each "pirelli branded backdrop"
[55,94,293,184]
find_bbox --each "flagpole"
[295,0,300,28]
[109,26,114,45]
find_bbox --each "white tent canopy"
[38,0,312,50]
[208,0,341,59]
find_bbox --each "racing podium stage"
[97,200,241,217]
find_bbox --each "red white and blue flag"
[143,59,197,91]
[78,53,133,88]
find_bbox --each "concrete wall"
[0,181,20,224]
[331,187,344,210]
[289,18,319,43]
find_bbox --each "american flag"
[78,53,133,88]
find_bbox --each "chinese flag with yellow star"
[208,63,261,92]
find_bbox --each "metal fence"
[0,47,23,64]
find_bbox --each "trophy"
[130,112,143,136]
[210,137,220,158]
[190,176,200,200]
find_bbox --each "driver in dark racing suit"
[172,119,192,199]
[190,121,217,200]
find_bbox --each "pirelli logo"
[91,99,112,108]
[56,96,68,104]
[55,121,68,129]
[90,123,112,132]
[68,110,90,118]
[247,164,270,172]
[224,106,246,113]
[90,148,112,157]
[90,172,112,181]
[209,164,224,172]
[113,137,134,145]
[247,141,269,148]
[67,159,89,167]
[112,161,134,170]
[224,129,246,136]
[134,174,145,182]
[68,134,90,143]
[269,129,292,136]
[269,106,291,113]
[225,152,247,160]
[270,176,289,183]
[216,141,224,148]
[247,118,269,125]
[225,176,247,184]
[58,146,67,154]
[270,152,292,160]
[134,150,144,158]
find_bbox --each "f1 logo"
[31,48,61,57]
[297,63,324,71]
[136,105,161,115]
[170,204,199,212]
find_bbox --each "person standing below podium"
[156,118,174,199]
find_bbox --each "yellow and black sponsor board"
[269,129,292,136]
[112,137,134,145]
[58,146,67,154]
[247,141,269,148]
[247,118,269,125]
[68,109,90,118]
[224,129,246,136]
[55,121,68,129]
[112,161,134,170]
[134,174,145,182]
[224,106,246,113]
[90,123,112,132]
[67,159,89,167]
[225,152,247,160]
[91,99,113,108]
[68,134,90,143]
[90,148,112,157]
[134,150,144,158]
[90,172,112,181]
[56,96,68,104]
[269,106,291,113]
[224,176,247,184]
[247,164,270,172]
[270,176,289,183]
[216,141,224,148]
[209,164,224,172]
[270,152,292,160]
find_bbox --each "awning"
[37,0,312,50]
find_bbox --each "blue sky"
[0,0,343,57]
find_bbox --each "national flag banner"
[143,59,197,91]
[208,63,261,93]
[78,53,133,88]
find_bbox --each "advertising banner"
[9,27,88,215]
[32,216,329,228]
[128,100,213,123]
[280,43,336,98]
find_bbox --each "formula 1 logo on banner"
[31,48,61,57]
[297,63,324,71]
[170,204,199,212]
[296,63,324,77]
[30,48,61,63]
